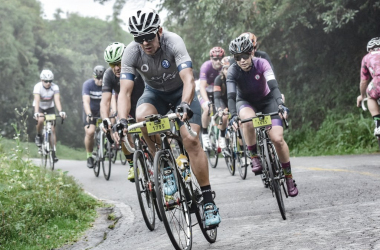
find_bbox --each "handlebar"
[37,113,65,124]
[361,98,368,111]
[240,110,289,129]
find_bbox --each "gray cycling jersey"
[120,31,192,92]
[33,82,59,110]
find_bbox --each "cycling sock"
[373,115,380,128]
[201,185,214,205]
[202,127,208,134]
[86,152,92,158]
[281,161,292,178]
[126,154,133,167]
[247,144,257,157]
[220,129,226,137]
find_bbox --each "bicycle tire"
[235,131,248,180]
[154,150,192,250]
[134,150,155,231]
[224,130,235,176]
[189,168,217,243]
[103,139,112,180]
[120,150,127,165]
[46,134,54,171]
[112,147,117,164]
[206,129,219,168]
[263,140,286,220]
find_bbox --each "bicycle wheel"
[154,150,192,250]
[189,168,218,243]
[103,139,112,180]
[134,150,155,230]
[264,140,286,220]
[49,150,55,170]
[112,147,117,164]
[206,129,219,168]
[120,150,127,165]
[235,131,248,180]
[46,134,54,170]
[224,130,235,176]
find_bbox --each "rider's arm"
[226,69,238,117]
[179,68,195,104]
[359,79,370,98]
[82,95,91,116]
[118,78,134,120]
[199,79,209,103]
[34,94,40,113]
[213,75,223,110]
[100,92,112,119]
[261,59,284,106]
[110,93,117,116]
[53,93,63,112]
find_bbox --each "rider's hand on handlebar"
[112,118,128,143]
[59,111,67,119]
[357,95,365,107]
[86,113,93,124]
[176,102,193,121]
[33,112,39,120]
[102,118,111,133]
[278,104,289,120]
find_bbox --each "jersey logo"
[141,64,149,72]
[255,74,260,80]
[161,59,171,69]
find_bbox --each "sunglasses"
[109,62,121,68]
[212,57,223,61]
[234,53,251,61]
[134,32,157,44]
[43,80,53,83]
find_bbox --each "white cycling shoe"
[202,134,211,150]
[218,137,226,149]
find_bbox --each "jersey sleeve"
[199,61,208,81]
[166,33,192,71]
[102,68,114,93]
[33,83,40,94]
[120,43,139,80]
[52,84,60,94]
[360,55,370,80]
[226,66,238,116]
[258,59,276,82]
[82,80,90,96]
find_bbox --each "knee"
[272,135,285,147]
[183,135,200,151]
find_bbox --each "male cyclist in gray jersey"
[115,8,221,227]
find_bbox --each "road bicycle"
[241,111,289,220]
[111,143,127,165]
[127,112,217,250]
[228,118,248,179]
[361,97,380,150]
[121,118,162,231]
[39,113,64,170]
[91,118,114,180]
[205,101,219,168]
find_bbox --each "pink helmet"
[209,47,225,58]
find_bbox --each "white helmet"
[40,69,54,81]
[128,8,161,36]
[367,37,380,52]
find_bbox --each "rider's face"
[110,63,121,77]
[235,53,252,71]
[139,28,163,55]
[211,57,223,70]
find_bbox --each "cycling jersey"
[33,82,59,110]
[102,67,144,109]
[213,75,227,110]
[361,50,380,99]
[227,57,282,117]
[199,60,220,92]
[82,78,102,113]
[120,31,192,92]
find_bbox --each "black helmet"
[93,65,105,79]
[229,36,254,55]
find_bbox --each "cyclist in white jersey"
[114,8,221,227]
[33,69,67,162]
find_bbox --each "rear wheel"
[206,129,219,168]
[103,139,112,180]
[134,150,155,230]
[154,150,192,250]
[264,140,286,220]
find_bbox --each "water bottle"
[176,154,191,182]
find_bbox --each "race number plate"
[96,118,102,127]
[128,126,142,134]
[45,114,56,121]
[146,117,171,136]
[252,115,272,128]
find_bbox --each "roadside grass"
[286,111,379,156]
[0,138,85,161]
[0,135,99,249]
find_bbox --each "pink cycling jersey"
[361,50,380,99]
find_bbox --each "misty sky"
[38,0,164,31]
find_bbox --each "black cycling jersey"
[213,74,228,110]
[102,67,144,107]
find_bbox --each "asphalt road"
[51,153,380,250]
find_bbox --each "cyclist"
[213,56,231,152]
[199,46,225,150]
[356,37,380,135]
[115,8,221,227]
[227,36,298,197]
[82,65,105,168]
[101,42,145,181]
[33,69,67,162]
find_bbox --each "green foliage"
[0,0,133,148]
[0,135,99,249]
[286,111,378,156]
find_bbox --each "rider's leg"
[84,124,95,168]
[268,125,298,197]
[201,103,211,149]
[121,135,136,181]
[367,97,380,134]
[136,103,160,156]
[218,111,228,149]
[35,115,44,146]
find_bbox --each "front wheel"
[234,131,247,180]
[154,150,192,250]
[206,129,219,168]
[224,130,235,176]
[103,139,112,180]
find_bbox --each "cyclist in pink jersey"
[199,47,225,150]
[356,37,380,135]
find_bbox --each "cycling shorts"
[137,85,201,127]
[82,110,101,127]
[236,92,283,127]
[366,79,380,100]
